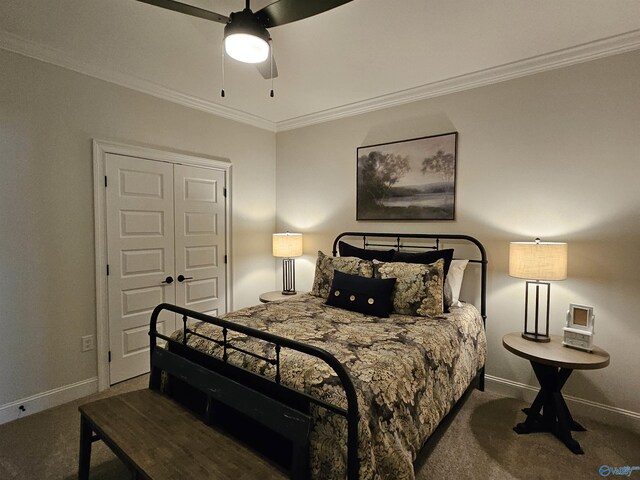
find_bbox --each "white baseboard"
[485,374,640,433]
[0,377,98,425]
[1,374,637,433]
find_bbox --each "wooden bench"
[78,328,312,479]
[79,389,287,479]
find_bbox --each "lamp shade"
[509,240,568,281]
[272,233,303,258]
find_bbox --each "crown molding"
[276,28,640,132]
[2,27,639,134]
[0,29,276,132]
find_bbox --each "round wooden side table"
[502,332,610,454]
[259,291,305,303]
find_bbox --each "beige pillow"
[373,259,445,317]
[311,251,374,299]
[445,259,469,308]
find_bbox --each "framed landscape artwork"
[357,132,458,220]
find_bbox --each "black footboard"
[149,303,360,479]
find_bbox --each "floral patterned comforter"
[176,294,486,480]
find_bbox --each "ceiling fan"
[137,0,352,80]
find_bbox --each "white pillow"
[445,259,469,308]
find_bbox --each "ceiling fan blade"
[255,0,352,28]
[136,0,229,24]
[256,55,279,79]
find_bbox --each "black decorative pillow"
[338,241,395,262]
[326,271,397,318]
[311,251,374,299]
[374,259,445,317]
[392,249,454,279]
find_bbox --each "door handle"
[161,276,174,284]
[177,275,193,283]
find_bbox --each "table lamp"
[272,232,303,295]
[509,238,568,342]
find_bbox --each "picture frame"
[356,132,457,221]
[566,304,595,332]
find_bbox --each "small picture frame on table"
[563,304,595,352]
[567,304,594,331]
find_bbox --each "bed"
[150,232,487,480]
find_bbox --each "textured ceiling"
[1,0,640,129]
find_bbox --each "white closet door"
[105,154,176,384]
[174,165,227,317]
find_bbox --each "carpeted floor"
[0,377,637,479]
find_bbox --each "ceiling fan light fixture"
[224,9,270,64]
[225,33,269,63]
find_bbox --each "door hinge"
[106,264,110,276]
[108,351,111,363]
[224,255,227,264]
[223,187,227,198]
[104,176,108,187]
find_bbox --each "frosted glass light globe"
[225,33,269,63]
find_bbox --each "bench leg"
[291,441,309,480]
[79,415,93,480]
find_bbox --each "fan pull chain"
[221,42,226,98]
[270,40,275,98]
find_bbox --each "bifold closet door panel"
[174,165,227,318]
[105,154,177,384]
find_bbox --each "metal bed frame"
[149,303,359,479]
[149,231,487,480]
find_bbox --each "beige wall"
[2,45,638,419]
[0,50,276,405]
[276,50,640,414]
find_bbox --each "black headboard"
[332,232,488,329]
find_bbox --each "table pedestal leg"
[513,362,585,454]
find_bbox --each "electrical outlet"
[81,335,94,352]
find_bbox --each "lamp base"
[521,280,551,343]
[521,332,551,343]
[281,258,296,297]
